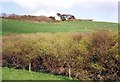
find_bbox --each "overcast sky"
[0,0,119,23]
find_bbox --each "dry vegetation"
[2,31,120,80]
[3,15,52,22]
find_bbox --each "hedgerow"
[2,31,119,80]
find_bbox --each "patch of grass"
[2,19,118,34]
[0,67,2,81]
[2,67,70,80]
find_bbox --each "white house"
[55,14,61,20]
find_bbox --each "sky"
[0,0,119,23]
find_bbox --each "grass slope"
[2,67,70,80]
[0,68,1,81]
[2,19,117,34]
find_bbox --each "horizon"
[0,0,119,23]
[0,13,117,23]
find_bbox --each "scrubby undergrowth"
[2,31,120,80]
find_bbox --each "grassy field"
[2,19,118,34]
[2,67,71,80]
[0,67,1,81]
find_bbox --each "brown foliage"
[2,32,119,80]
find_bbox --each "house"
[55,14,61,21]
[56,13,75,21]
[49,13,76,21]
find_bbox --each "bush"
[87,30,119,80]
[2,31,119,80]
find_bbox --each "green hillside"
[2,19,117,34]
[2,67,71,80]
